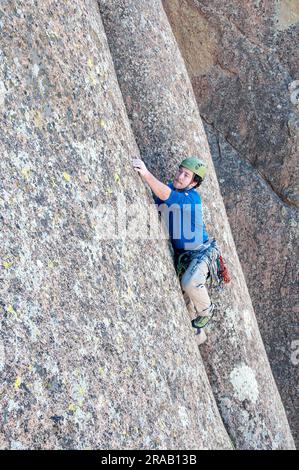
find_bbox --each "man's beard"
[175,183,192,192]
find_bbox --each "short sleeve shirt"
[154,182,209,251]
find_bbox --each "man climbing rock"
[133,157,227,346]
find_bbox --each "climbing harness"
[175,238,230,290]
[175,239,231,333]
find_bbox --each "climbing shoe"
[192,316,210,329]
[191,303,215,329]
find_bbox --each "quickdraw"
[217,255,231,284]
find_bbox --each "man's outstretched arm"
[132,158,171,201]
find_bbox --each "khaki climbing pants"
[180,258,211,322]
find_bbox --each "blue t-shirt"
[154,182,209,251]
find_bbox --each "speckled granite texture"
[163,0,299,446]
[0,0,233,449]
[98,0,295,449]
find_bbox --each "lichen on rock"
[0,0,233,450]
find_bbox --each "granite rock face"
[99,0,295,449]
[162,0,299,445]
[0,0,233,449]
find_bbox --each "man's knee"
[181,272,206,294]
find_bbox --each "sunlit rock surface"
[99,0,295,449]
[0,0,233,449]
[163,0,299,445]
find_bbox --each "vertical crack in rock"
[163,0,299,207]
[0,0,232,449]
[200,114,297,208]
[98,0,295,449]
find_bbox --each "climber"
[133,156,226,346]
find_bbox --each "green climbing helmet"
[180,157,207,180]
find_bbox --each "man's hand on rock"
[132,158,149,178]
[132,157,171,201]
